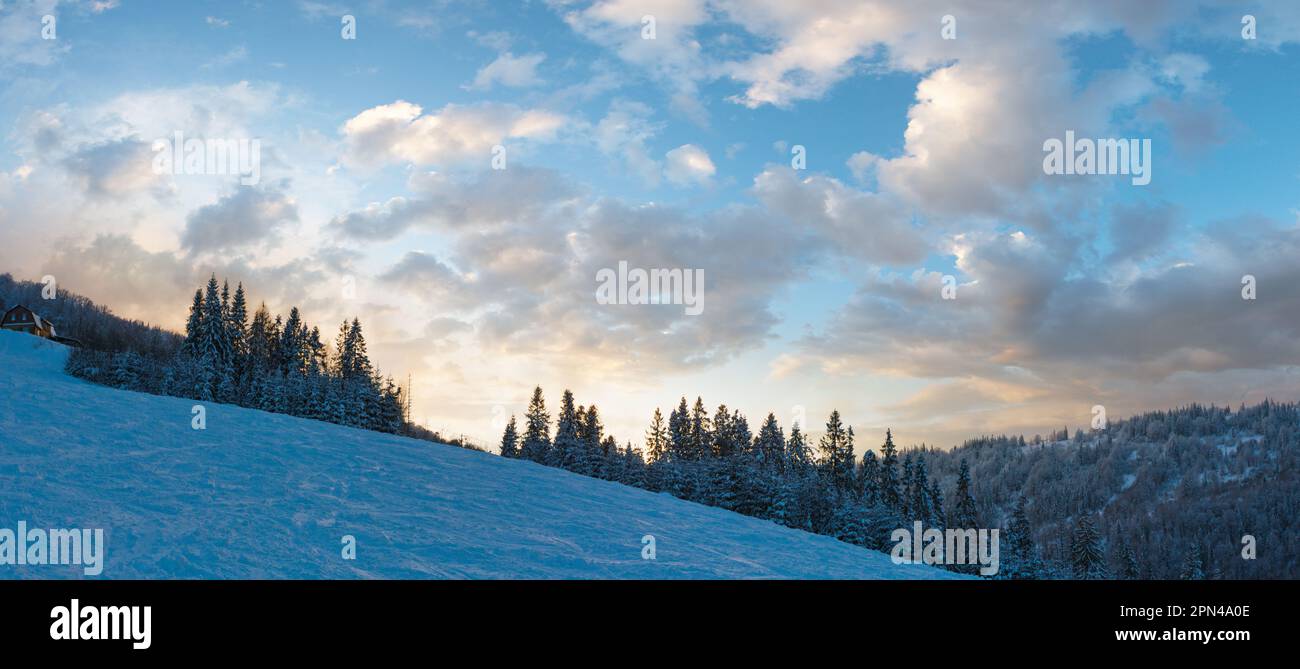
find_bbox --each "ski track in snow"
[0,331,961,580]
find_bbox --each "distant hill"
[920,404,1300,579]
[0,273,180,358]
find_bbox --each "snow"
[0,330,960,579]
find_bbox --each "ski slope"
[0,330,959,579]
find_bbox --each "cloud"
[330,166,577,241]
[340,101,566,169]
[60,137,163,198]
[753,166,929,265]
[593,99,663,185]
[378,251,479,309]
[467,52,546,90]
[339,165,819,378]
[42,234,195,319]
[846,151,879,184]
[663,144,715,186]
[181,183,300,255]
[0,0,67,70]
[562,0,713,123]
[796,215,1300,436]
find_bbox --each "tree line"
[499,387,1011,576]
[0,273,179,358]
[66,275,410,436]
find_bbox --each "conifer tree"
[1003,495,1039,579]
[668,397,690,460]
[1118,542,1140,580]
[182,289,204,356]
[786,424,811,472]
[554,390,581,469]
[645,408,668,463]
[878,429,901,510]
[818,410,851,490]
[228,283,249,374]
[689,397,712,460]
[1070,514,1106,579]
[953,459,979,529]
[755,413,785,470]
[1179,546,1204,580]
[500,415,519,458]
[859,450,880,505]
[910,455,933,524]
[520,386,551,463]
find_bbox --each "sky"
[2,0,1299,454]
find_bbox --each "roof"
[2,304,53,330]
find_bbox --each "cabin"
[1,304,58,339]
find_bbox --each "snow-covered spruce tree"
[111,351,141,389]
[645,408,668,463]
[198,275,234,398]
[1069,514,1107,579]
[910,455,935,525]
[228,283,248,370]
[899,454,915,520]
[858,450,880,506]
[520,386,551,463]
[786,424,812,474]
[621,444,647,488]
[182,289,204,356]
[553,390,582,471]
[1116,542,1140,580]
[597,434,619,479]
[953,459,979,530]
[500,415,519,458]
[581,405,605,475]
[817,410,851,491]
[877,429,901,511]
[246,304,273,373]
[689,397,712,461]
[927,477,945,531]
[341,317,373,380]
[844,426,859,495]
[1000,495,1040,579]
[279,307,306,377]
[666,397,690,460]
[755,412,785,472]
[1179,545,1205,580]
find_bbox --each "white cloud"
[0,0,66,69]
[846,151,878,184]
[467,52,546,90]
[663,144,715,185]
[340,101,567,169]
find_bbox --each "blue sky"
[3,0,1299,451]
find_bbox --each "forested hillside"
[921,403,1300,579]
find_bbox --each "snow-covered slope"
[0,330,958,579]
